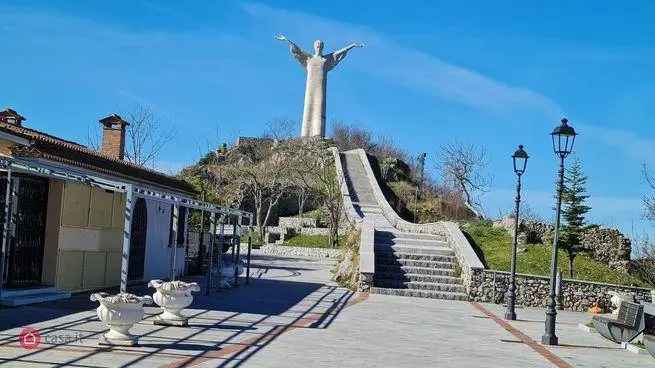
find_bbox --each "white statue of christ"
[276,34,364,138]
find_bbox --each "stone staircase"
[370,231,467,300]
[340,151,468,301]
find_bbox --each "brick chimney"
[0,108,26,126]
[99,114,129,160]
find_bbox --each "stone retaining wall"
[494,217,633,273]
[257,244,342,259]
[469,269,653,312]
[278,217,317,228]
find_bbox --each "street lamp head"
[550,118,577,158]
[512,144,529,175]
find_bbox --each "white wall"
[142,199,185,281]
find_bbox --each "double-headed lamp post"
[542,118,577,346]
[505,145,528,321]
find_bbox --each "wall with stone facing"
[278,217,317,228]
[468,269,652,312]
[494,216,633,272]
[257,244,342,259]
[578,227,632,271]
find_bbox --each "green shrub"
[243,230,263,247]
[283,233,343,248]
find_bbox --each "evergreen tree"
[561,159,591,278]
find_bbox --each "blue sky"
[3,1,655,238]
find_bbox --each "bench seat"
[592,301,644,344]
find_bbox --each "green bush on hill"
[463,221,647,287]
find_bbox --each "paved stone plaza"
[0,253,650,367]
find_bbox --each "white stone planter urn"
[90,292,152,346]
[148,280,200,326]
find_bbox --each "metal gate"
[5,175,49,288]
[128,197,147,281]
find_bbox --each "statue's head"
[313,40,324,55]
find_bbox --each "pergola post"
[234,215,243,286]
[183,208,189,276]
[205,211,216,296]
[217,214,225,289]
[198,209,205,273]
[0,164,12,296]
[170,204,180,281]
[120,185,134,293]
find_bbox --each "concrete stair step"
[374,245,454,256]
[369,287,468,301]
[375,265,457,277]
[375,231,446,242]
[375,253,455,263]
[353,202,379,208]
[373,280,465,293]
[379,259,456,268]
[374,274,463,284]
[0,290,71,306]
[374,238,450,248]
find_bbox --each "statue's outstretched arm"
[326,42,364,71]
[335,42,365,55]
[275,34,310,68]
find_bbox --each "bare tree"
[208,140,295,240]
[331,121,376,152]
[437,142,491,218]
[123,105,175,167]
[87,104,174,168]
[632,232,655,287]
[291,140,344,247]
[264,118,296,140]
[643,164,655,221]
[204,163,246,209]
[633,165,655,287]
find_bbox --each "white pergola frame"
[0,156,252,296]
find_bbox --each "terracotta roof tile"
[0,122,195,194]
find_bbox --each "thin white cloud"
[579,123,655,165]
[242,2,561,116]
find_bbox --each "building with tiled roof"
[0,108,202,305]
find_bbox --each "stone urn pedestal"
[90,292,152,346]
[148,280,200,327]
[212,259,245,288]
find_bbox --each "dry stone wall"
[494,216,633,272]
[258,244,342,259]
[468,269,652,312]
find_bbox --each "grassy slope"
[463,221,647,287]
[283,234,343,248]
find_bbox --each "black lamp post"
[505,145,528,321]
[542,118,577,346]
